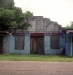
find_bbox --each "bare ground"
[0,61,73,75]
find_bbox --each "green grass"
[0,54,73,62]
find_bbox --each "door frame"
[30,33,44,54]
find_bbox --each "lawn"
[0,54,73,62]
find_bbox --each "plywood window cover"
[51,36,60,49]
[15,36,24,50]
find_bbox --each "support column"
[71,36,72,56]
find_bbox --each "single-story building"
[1,16,73,56]
[1,29,73,56]
[7,29,65,55]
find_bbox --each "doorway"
[30,36,44,54]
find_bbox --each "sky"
[14,0,73,27]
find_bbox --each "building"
[0,16,68,55]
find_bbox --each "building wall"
[66,34,70,56]
[28,16,62,32]
[44,34,64,55]
[9,33,30,54]
[65,33,73,56]
[3,34,9,53]
[6,16,65,55]
[2,33,66,55]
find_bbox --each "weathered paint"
[9,33,30,54]
[28,16,62,32]
[30,36,44,54]
[3,35,9,54]
[65,33,73,56]
[0,32,67,55]
[44,34,64,55]
[0,33,9,54]
[44,36,50,55]
[66,34,70,56]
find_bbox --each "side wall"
[44,34,65,55]
[28,16,62,32]
[9,33,30,54]
[65,34,73,56]
[3,34,9,54]
[65,34,70,56]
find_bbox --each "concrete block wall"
[9,33,30,54]
[65,34,70,56]
[3,35,9,53]
[28,16,62,32]
[44,35,64,55]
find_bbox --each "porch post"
[71,36,72,56]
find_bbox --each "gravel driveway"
[0,61,73,75]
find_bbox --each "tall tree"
[24,11,33,19]
[0,0,14,9]
[14,11,33,31]
[66,22,73,29]
[0,0,33,31]
[0,9,16,31]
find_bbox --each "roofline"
[66,29,73,30]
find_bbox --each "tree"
[66,22,73,29]
[24,11,33,19]
[0,0,14,9]
[0,0,33,31]
[13,11,33,32]
[0,9,17,31]
[0,0,15,31]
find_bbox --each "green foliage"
[13,7,23,23]
[0,0,14,9]
[17,21,31,32]
[24,11,33,19]
[66,22,73,29]
[13,10,33,31]
[0,0,33,31]
[0,9,16,31]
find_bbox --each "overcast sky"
[14,0,73,27]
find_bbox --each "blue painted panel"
[66,35,70,56]
[72,43,73,56]
[44,36,50,54]
[3,35,9,53]
[44,36,50,46]
[66,32,73,56]
[9,33,30,54]
[25,35,30,54]
[44,35,63,55]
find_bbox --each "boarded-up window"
[15,36,24,50]
[70,36,73,42]
[51,36,60,49]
